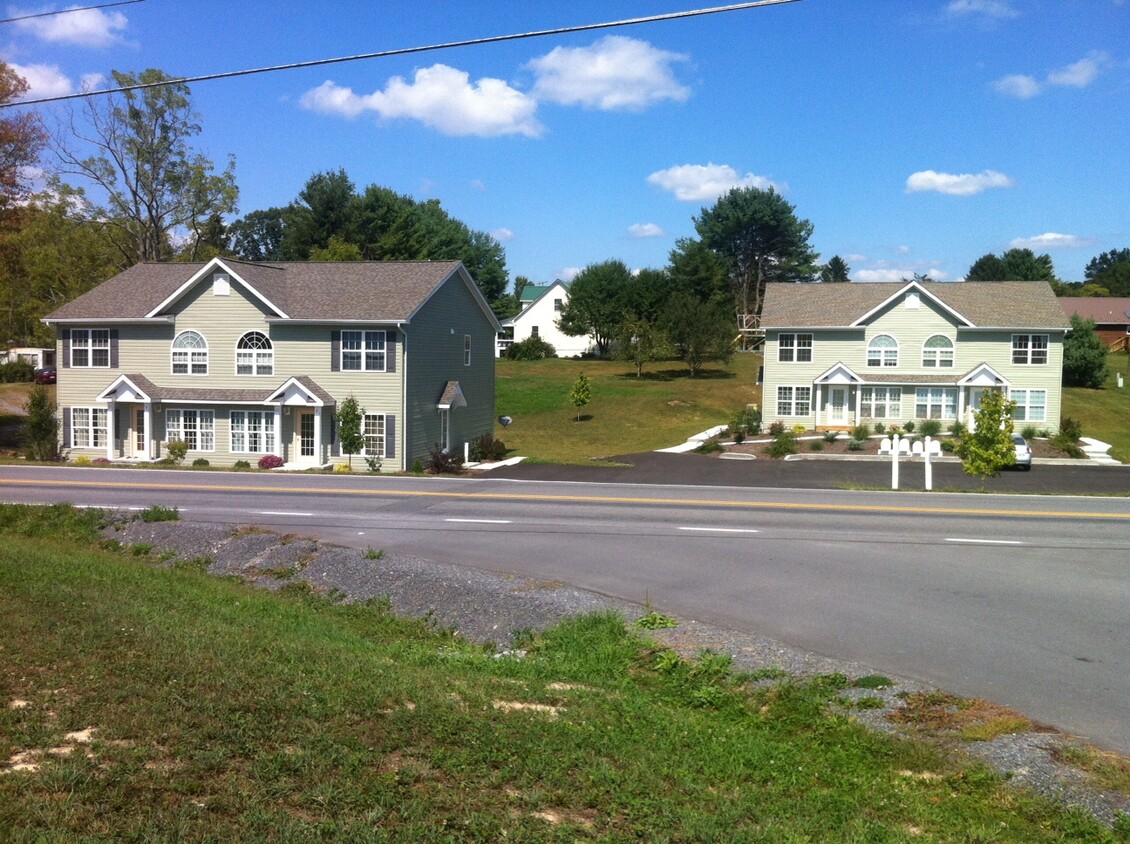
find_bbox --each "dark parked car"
[33,366,56,385]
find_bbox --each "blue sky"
[6,0,1128,285]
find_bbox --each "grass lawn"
[495,354,762,464]
[1,504,1122,842]
[1063,352,1130,463]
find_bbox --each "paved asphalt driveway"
[485,451,1129,496]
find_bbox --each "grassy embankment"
[1063,352,1130,462]
[1,503,1125,842]
[494,354,761,464]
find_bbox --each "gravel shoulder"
[104,514,1130,826]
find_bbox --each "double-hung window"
[921,335,954,368]
[362,414,385,458]
[867,334,898,367]
[778,333,813,362]
[172,331,208,375]
[166,409,215,451]
[230,410,275,454]
[777,386,812,416]
[71,407,108,448]
[1012,334,1048,365]
[341,331,385,371]
[860,387,901,419]
[1010,389,1047,422]
[71,329,110,368]
[236,332,273,376]
[915,387,957,420]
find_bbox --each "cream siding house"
[760,280,1070,431]
[44,258,500,470]
[499,280,594,358]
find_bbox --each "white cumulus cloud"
[13,6,128,47]
[491,227,514,242]
[628,223,665,239]
[945,0,1019,18]
[994,51,1109,98]
[8,62,72,98]
[528,36,690,111]
[300,65,543,138]
[993,74,1041,99]
[1009,232,1090,250]
[647,163,777,202]
[558,266,583,282]
[855,267,950,283]
[906,169,1013,196]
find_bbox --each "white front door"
[294,410,315,462]
[828,387,848,426]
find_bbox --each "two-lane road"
[2,464,1128,753]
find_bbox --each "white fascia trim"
[813,363,864,384]
[96,375,153,403]
[265,377,326,406]
[851,281,973,328]
[145,258,289,319]
[263,319,405,326]
[43,317,174,325]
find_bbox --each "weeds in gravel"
[138,504,179,523]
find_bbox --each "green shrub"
[918,419,943,437]
[941,440,955,452]
[730,407,762,438]
[1058,416,1083,442]
[823,430,839,443]
[847,439,866,452]
[694,440,723,454]
[767,421,786,436]
[1020,425,1039,440]
[0,359,35,383]
[233,459,251,470]
[808,440,823,452]
[191,457,210,467]
[851,424,871,441]
[505,335,557,360]
[469,432,508,462]
[163,439,188,465]
[410,459,424,473]
[874,422,886,434]
[949,420,967,436]
[426,444,465,474]
[21,384,60,461]
[903,420,916,433]
[766,432,797,458]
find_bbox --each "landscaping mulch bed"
[717,433,1080,461]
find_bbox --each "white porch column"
[314,406,323,464]
[812,384,820,429]
[855,388,862,424]
[957,389,966,427]
[144,403,153,460]
[105,401,115,460]
[274,406,283,458]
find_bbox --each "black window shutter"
[386,331,396,373]
[385,415,395,460]
[110,329,119,368]
[62,329,71,368]
[330,331,341,372]
[329,413,340,457]
[62,407,72,448]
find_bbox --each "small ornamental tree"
[337,394,365,467]
[569,372,591,421]
[954,390,1016,481]
[21,384,59,461]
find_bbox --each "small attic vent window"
[905,291,920,309]
[213,274,230,296]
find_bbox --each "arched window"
[236,331,273,376]
[922,335,954,368]
[172,331,208,375]
[867,334,898,367]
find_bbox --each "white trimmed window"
[1012,334,1049,365]
[236,332,273,376]
[921,335,954,368]
[1010,389,1047,422]
[777,386,812,416]
[166,409,215,451]
[172,331,208,375]
[342,330,385,371]
[861,387,901,419]
[362,413,385,458]
[915,387,957,420]
[464,335,471,366]
[71,407,108,448]
[778,333,813,363]
[71,329,110,368]
[867,334,898,367]
[230,410,276,454]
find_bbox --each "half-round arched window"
[172,330,208,375]
[236,331,273,376]
[867,334,898,367]
[922,335,954,368]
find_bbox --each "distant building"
[498,279,595,358]
[1059,298,1130,348]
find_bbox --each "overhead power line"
[4,0,801,108]
[0,0,145,25]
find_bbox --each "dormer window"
[172,330,208,375]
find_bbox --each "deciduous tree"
[965,248,1057,282]
[1084,248,1130,296]
[663,293,734,376]
[337,395,365,468]
[0,62,46,216]
[556,260,632,357]
[568,372,591,421]
[615,316,670,378]
[52,68,238,266]
[954,390,1016,480]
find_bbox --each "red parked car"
[33,367,56,385]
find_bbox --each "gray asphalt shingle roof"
[45,259,468,323]
[760,281,1071,329]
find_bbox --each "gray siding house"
[43,258,500,470]
[760,280,1071,431]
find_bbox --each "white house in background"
[1,347,55,369]
[498,280,594,358]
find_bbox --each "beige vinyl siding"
[403,271,497,467]
[956,330,1066,428]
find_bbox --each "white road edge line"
[679,526,761,534]
[445,518,513,524]
[945,538,1023,545]
[259,511,315,517]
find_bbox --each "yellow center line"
[2,476,1127,520]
